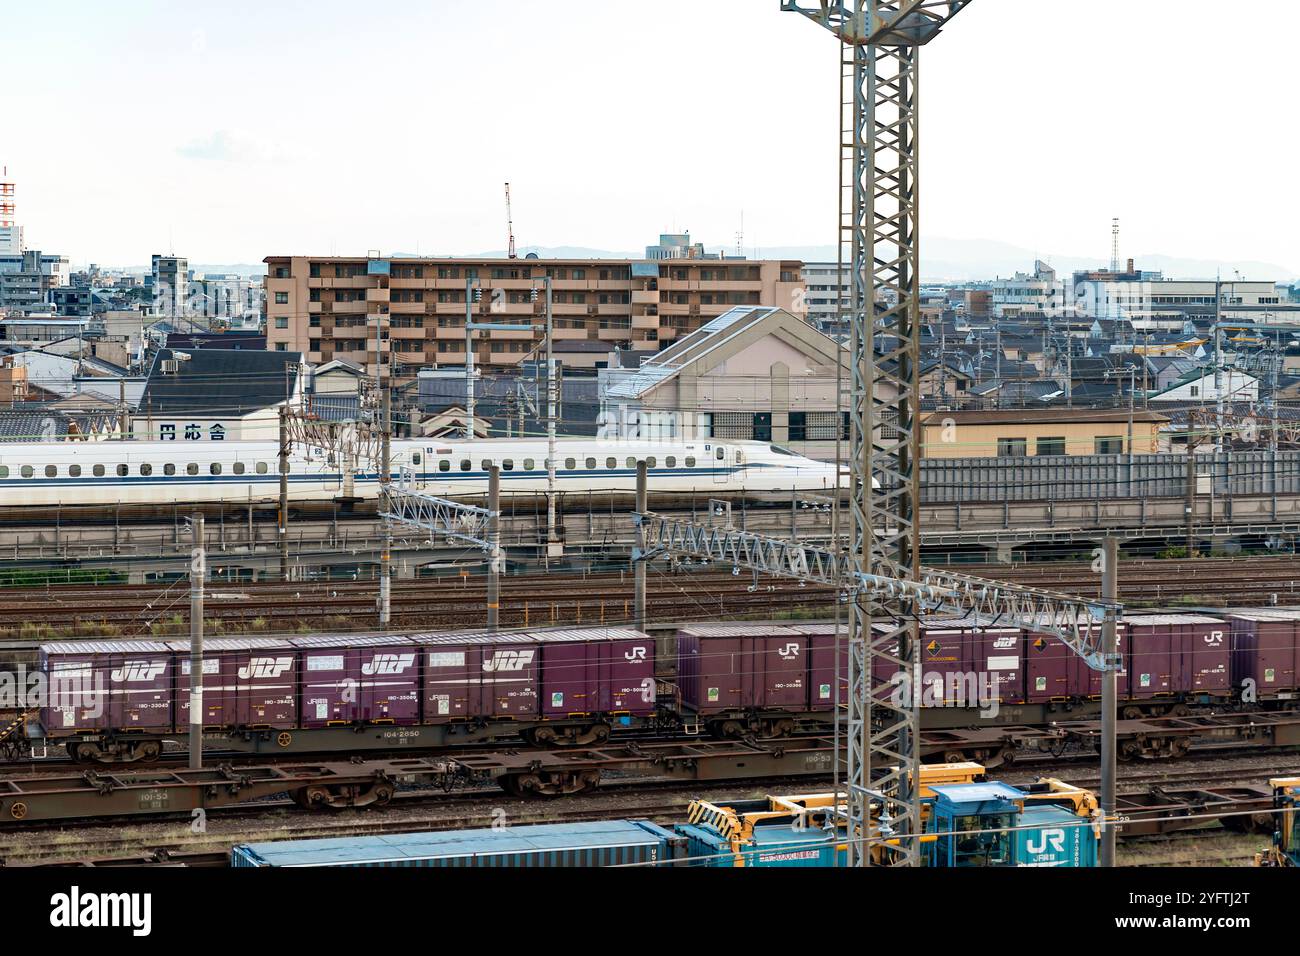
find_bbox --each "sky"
[5,0,1298,274]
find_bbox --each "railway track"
[1,555,1299,640]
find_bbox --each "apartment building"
[263,255,805,382]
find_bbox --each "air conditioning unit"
[160,359,179,374]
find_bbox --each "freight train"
[16,610,1300,764]
[0,437,840,510]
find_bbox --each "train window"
[116,464,128,477]
[21,465,33,478]
[523,458,535,471]
[69,464,81,477]
[586,457,597,469]
[665,456,676,468]
[460,460,472,472]
[647,456,657,468]
[45,465,57,477]
[716,447,725,460]
[502,459,514,471]
[685,456,696,468]
[439,460,450,472]
[565,457,576,470]
[606,457,617,469]
[256,462,268,474]
[93,464,105,477]
[0,466,7,478]
[164,464,176,476]
[210,463,222,475]
[140,464,153,477]
[626,457,636,469]
[481,459,493,471]
[412,452,422,466]
[233,462,245,475]
[187,463,199,476]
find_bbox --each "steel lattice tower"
[782,1,970,866]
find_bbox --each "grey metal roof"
[140,348,303,416]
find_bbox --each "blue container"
[675,822,841,867]
[231,819,685,868]
[1012,805,1098,868]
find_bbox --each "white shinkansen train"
[0,438,842,509]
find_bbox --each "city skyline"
[4,0,1298,276]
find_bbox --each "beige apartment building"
[263,255,805,382]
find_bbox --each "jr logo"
[361,653,416,676]
[483,650,535,673]
[993,636,1016,649]
[1205,631,1224,647]
[1025,829,1067,855]
[237,657,294,680]
[777,643,801,660]
[624,647,648,662]
[111,661,166,682]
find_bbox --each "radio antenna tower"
[505,182,517,259]
[1111,217,1121,273]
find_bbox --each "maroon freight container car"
[1024,624,1085,703]
[534,628,657,717]
[957,620,1025,706]
[791,623,847,711]
[292,635,420,727]
[676,624,806,714]
[169,637,298,729]
[1229,612,1300,696]
[1069,622,1128,700]
[421,632,539,721]
[1123,614,1230,699]
[39,641,173,734]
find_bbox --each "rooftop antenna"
[1110,218,1120,273]
[504,182,517,259]
[736,210,744,258]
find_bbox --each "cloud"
[176,129,297,164]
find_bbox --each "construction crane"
[505,181,517,259]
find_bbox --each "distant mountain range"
[101,241,1298,283]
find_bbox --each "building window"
[1095,436,1125,455]
[997,438,1028,457]
[788,412,807,442]
[275,317,288,329]
[752,413,772,442]
[276,343,287,351]
[1036,437,1066,456]
[275,292,289,305]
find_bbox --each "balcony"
[366,288,390,304]
[631,289,660,305]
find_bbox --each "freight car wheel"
[137,742,162,763]
[1168,705,1192,718]
[943,750,967,764]
[1123,706,1144,720]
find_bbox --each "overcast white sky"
[6,0,1298,272]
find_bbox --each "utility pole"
[188,512,205,770]
[379,382,392,628]
[543,276,560,560]
[278,404,289,582]
[487,465,501,631]
[118,379,129,439]
[634,460,647,632]
[1100,536,1119,867]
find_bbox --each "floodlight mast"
[781,0,972,866]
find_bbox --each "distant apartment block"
[151,255,189,317]
[1072,266,1283,322]
[802,262,849,333]
[0,250,71,314]
[263,255,806,381]
[991,260,1064,317]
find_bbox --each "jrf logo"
[483,650,535,673]
[361,653,416,676]
[237,657,294,679]
[110,661,166,682]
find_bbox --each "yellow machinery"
[1255,777,1300,867]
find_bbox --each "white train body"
[0,438,840,508]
